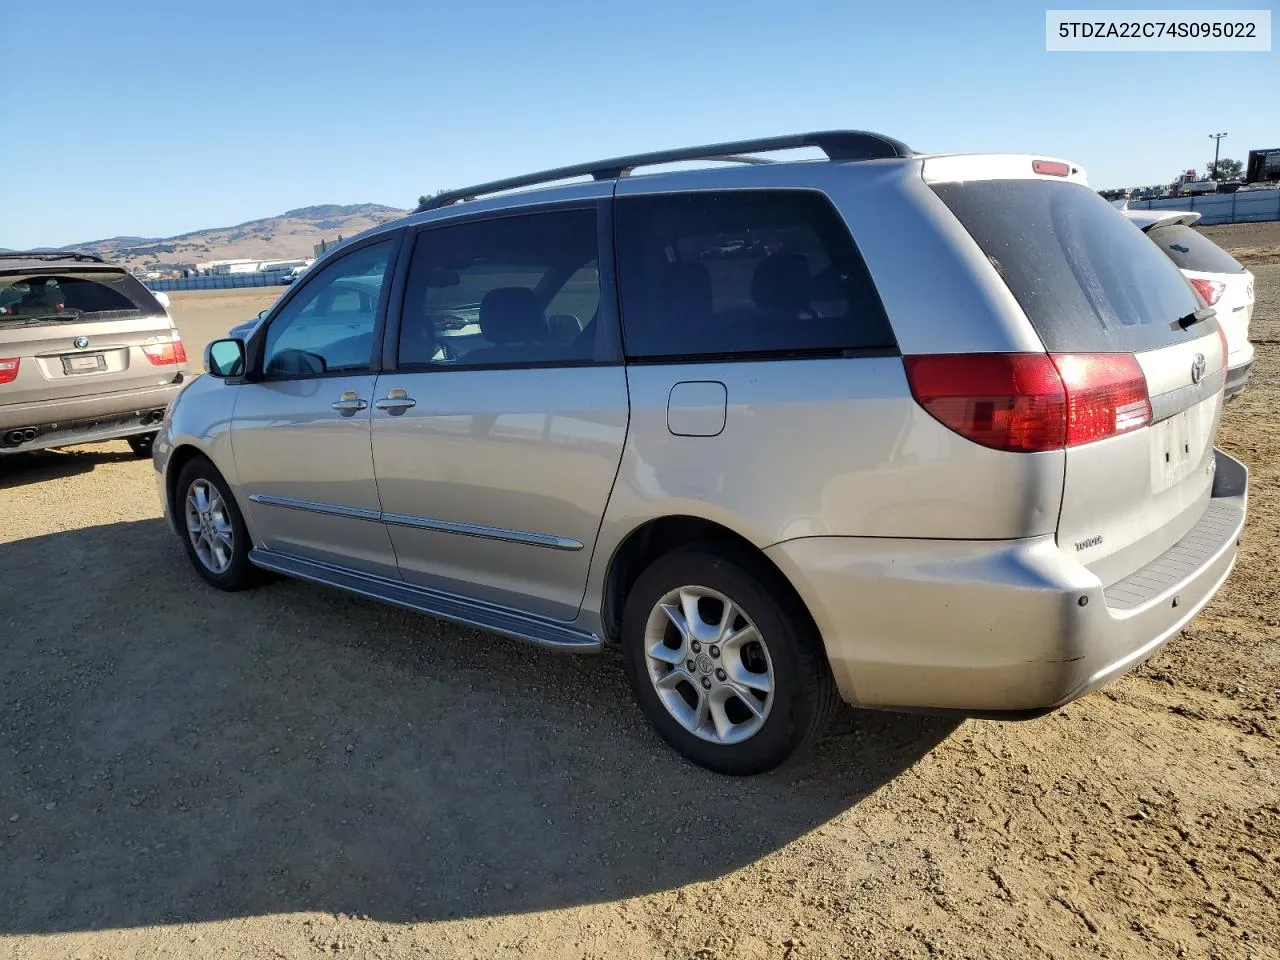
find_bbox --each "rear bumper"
[1224,358,1252,401]
[0,381,181,455]
[765,449,1248,713]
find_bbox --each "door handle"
[374,387,416,413]
[331,391,368,414]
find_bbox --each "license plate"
[1151,406,1209,493]
[62,353,106,374]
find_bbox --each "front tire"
[621,547,837,775]
[175,456,263,591]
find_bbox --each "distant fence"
[1125,188,1280,225]
[145,270,292,292]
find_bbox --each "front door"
[232,237,400,576]
[370,202,628,620]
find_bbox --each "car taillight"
[903,352,1151,453]
[1053,354,1152,445]
[142,339,188,365]
[1189,277,1225,306]
[0,358,19,384]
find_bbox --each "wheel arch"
[599,515,821,649]
[164,443,209,522]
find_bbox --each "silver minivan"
[154,132,1248,774]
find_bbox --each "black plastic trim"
[624,346,901,365]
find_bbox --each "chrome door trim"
[247,494,583,551]
[247,494,382,523]
[380,511,584,551]
[331,397,369,413]
[374,397,416,411]
[1148,366,1226,424]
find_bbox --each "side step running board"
[248,549,602,653]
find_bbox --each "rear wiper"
[1176,306,1215,330]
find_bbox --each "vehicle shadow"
[0,518,958,934]
[0,445,137,489]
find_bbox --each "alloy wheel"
[642,585,775,744]
[185,478,235,574]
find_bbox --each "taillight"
[142,339,188,365]
[1189,277,1225,306]
[904,352,1151,453]
[0,358,19,384]
[1052,354,1152,445]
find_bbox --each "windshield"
[932,179,1205,353]
[0,270,166,324]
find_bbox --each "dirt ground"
[165,288,283,368]
[1,223,1278,960]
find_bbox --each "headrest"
[479,287,545,345]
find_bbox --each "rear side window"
[1145,224,1245,275]
[615,190,895,360]
[0,270,165,324]
[932,180,1204,353]
[398,208,600,369]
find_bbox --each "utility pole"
[1209,132,1228,180]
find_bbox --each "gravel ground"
[1,225,1278,959]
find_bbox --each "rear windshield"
[932,179,1204,353]
[1145,223,1246,275]
[0,270,165,324]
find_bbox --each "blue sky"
[3,0,1274,248]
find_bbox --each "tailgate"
[1,317,186,405]
[929,173,1227,582]
[1057,332,1224,583]
[0,268,186,405]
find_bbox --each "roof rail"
[416,130,913,212]
[0,251,105,263]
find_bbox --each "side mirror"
[205,338,246,378]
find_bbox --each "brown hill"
[64,204,407,272]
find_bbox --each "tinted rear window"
[0,270,165,324]
[1145,223,1245,275]
[615,190,895,360]
[932,180,1204,353]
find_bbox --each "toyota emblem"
[73,336,89,350]
[1190,352,1206,385]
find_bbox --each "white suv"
[1124,209,1255,400]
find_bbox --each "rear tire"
[127,433,156,458]
[621,546,838,775]
[175,455,264,591]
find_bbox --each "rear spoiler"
[1121,208,1202,231]
[921,154,1089,186]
